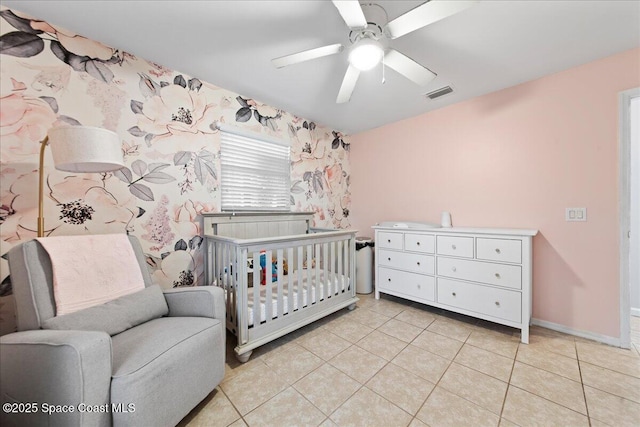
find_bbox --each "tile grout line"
[498,338,521,426]
[575,338,593,427]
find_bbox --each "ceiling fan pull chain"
[382,56,386,84]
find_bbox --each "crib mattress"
[232,271,348,327]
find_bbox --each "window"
[219,124,290,212]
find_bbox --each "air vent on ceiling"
[425,86,453,100]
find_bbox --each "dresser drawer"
[476,238,522,264]
[379,249,435,275]
[437,278,521,323]
[377,232,403,250]
[379,267,435,302]
[436,236,474,258]
[405,233,435,254]
[437,257,522,290]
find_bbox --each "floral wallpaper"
[0,8,351,334]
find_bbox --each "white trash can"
[355,237,374,294]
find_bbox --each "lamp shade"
[48,126,124,173]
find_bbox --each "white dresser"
[373,224,538,343]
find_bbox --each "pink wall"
[350,48,640,339]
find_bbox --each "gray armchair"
[0,236,225,427]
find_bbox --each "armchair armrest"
[0,330,112,427]
[163,286,225,320]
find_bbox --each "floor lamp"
[38,126,125,237]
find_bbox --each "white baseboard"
[631,307,640,317]
[531,318,622,347]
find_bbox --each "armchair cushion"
[42,285,168,336]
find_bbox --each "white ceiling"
[3,1,639,134]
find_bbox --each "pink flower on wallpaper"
[135,82,217,139]
[172,200,215,238]
[142,195,174,251]
[149,250,195,290]
[1,172,136,239]
[26,16,116,61]
[0,87,57,159]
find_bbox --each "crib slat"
[337,240,343,296]
[265,249,273,323]
[287,247,294,316]
[253,250,260,327]
[276,249,284,319]
[323,243,329,299]
[315,243,322,303]
[297,246,303,312]
[306,245,312,305]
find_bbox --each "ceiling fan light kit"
[348,36,384,71]
[272,0,478,103]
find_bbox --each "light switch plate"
[566,207,587,222]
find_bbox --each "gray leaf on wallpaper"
[84,59,113,84]
[39,96,59,113]
[113,168,133,184]
[59,116,82,126]
[0,31,44,57]
[291,180,305,194]
[194,157,204,184]
[128,126,146,137]
[189,236,203,250]
[148,163,171,173]
[175,239,188,251]
[174,151,192,166]
[198,150,215,162]
[0,10,43,35]
[132,159,147,176]
[131,100,144,114]
[142,172,175,184]
[138,73,160,97]
[174,75,187,88]
[130,183,154,201]
[203,162,216,180]
[266,118,278,132]
[290,195,295,205]
[188,78,202,92]
[144,133,155,146]
[236,96,250,108]
[160,81,170,88]
[288,123,297,138]
[236,107,252,122]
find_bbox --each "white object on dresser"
[373,224,538,343]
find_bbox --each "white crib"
[202,212,358,362]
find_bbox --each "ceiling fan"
[272,0,477,103]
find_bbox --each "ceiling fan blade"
[336,65,360,104]
[331,0,367,30]
[385,0,478,39]
[384,49,436,86]
[272,44,344,68]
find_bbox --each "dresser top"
[372,224,538,237]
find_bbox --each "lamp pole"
[37,136,49,238]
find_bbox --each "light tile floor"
[179,295,640,427]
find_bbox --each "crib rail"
[204,229,357,354]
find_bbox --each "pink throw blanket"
[37,234,146,316]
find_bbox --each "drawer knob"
[388,257,391,261]
[495,301,500,307]
[495,248,501,254]
[452,292,456,297]
[495,273,501,279]
[417,262,421,266]
[452,267,457,272]
[388,278,391,282]
[452,244,457,250]
[417,241,421,246]
[387,239,391,243]
[417,284,421,289]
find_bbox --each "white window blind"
[219,124,291,212]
